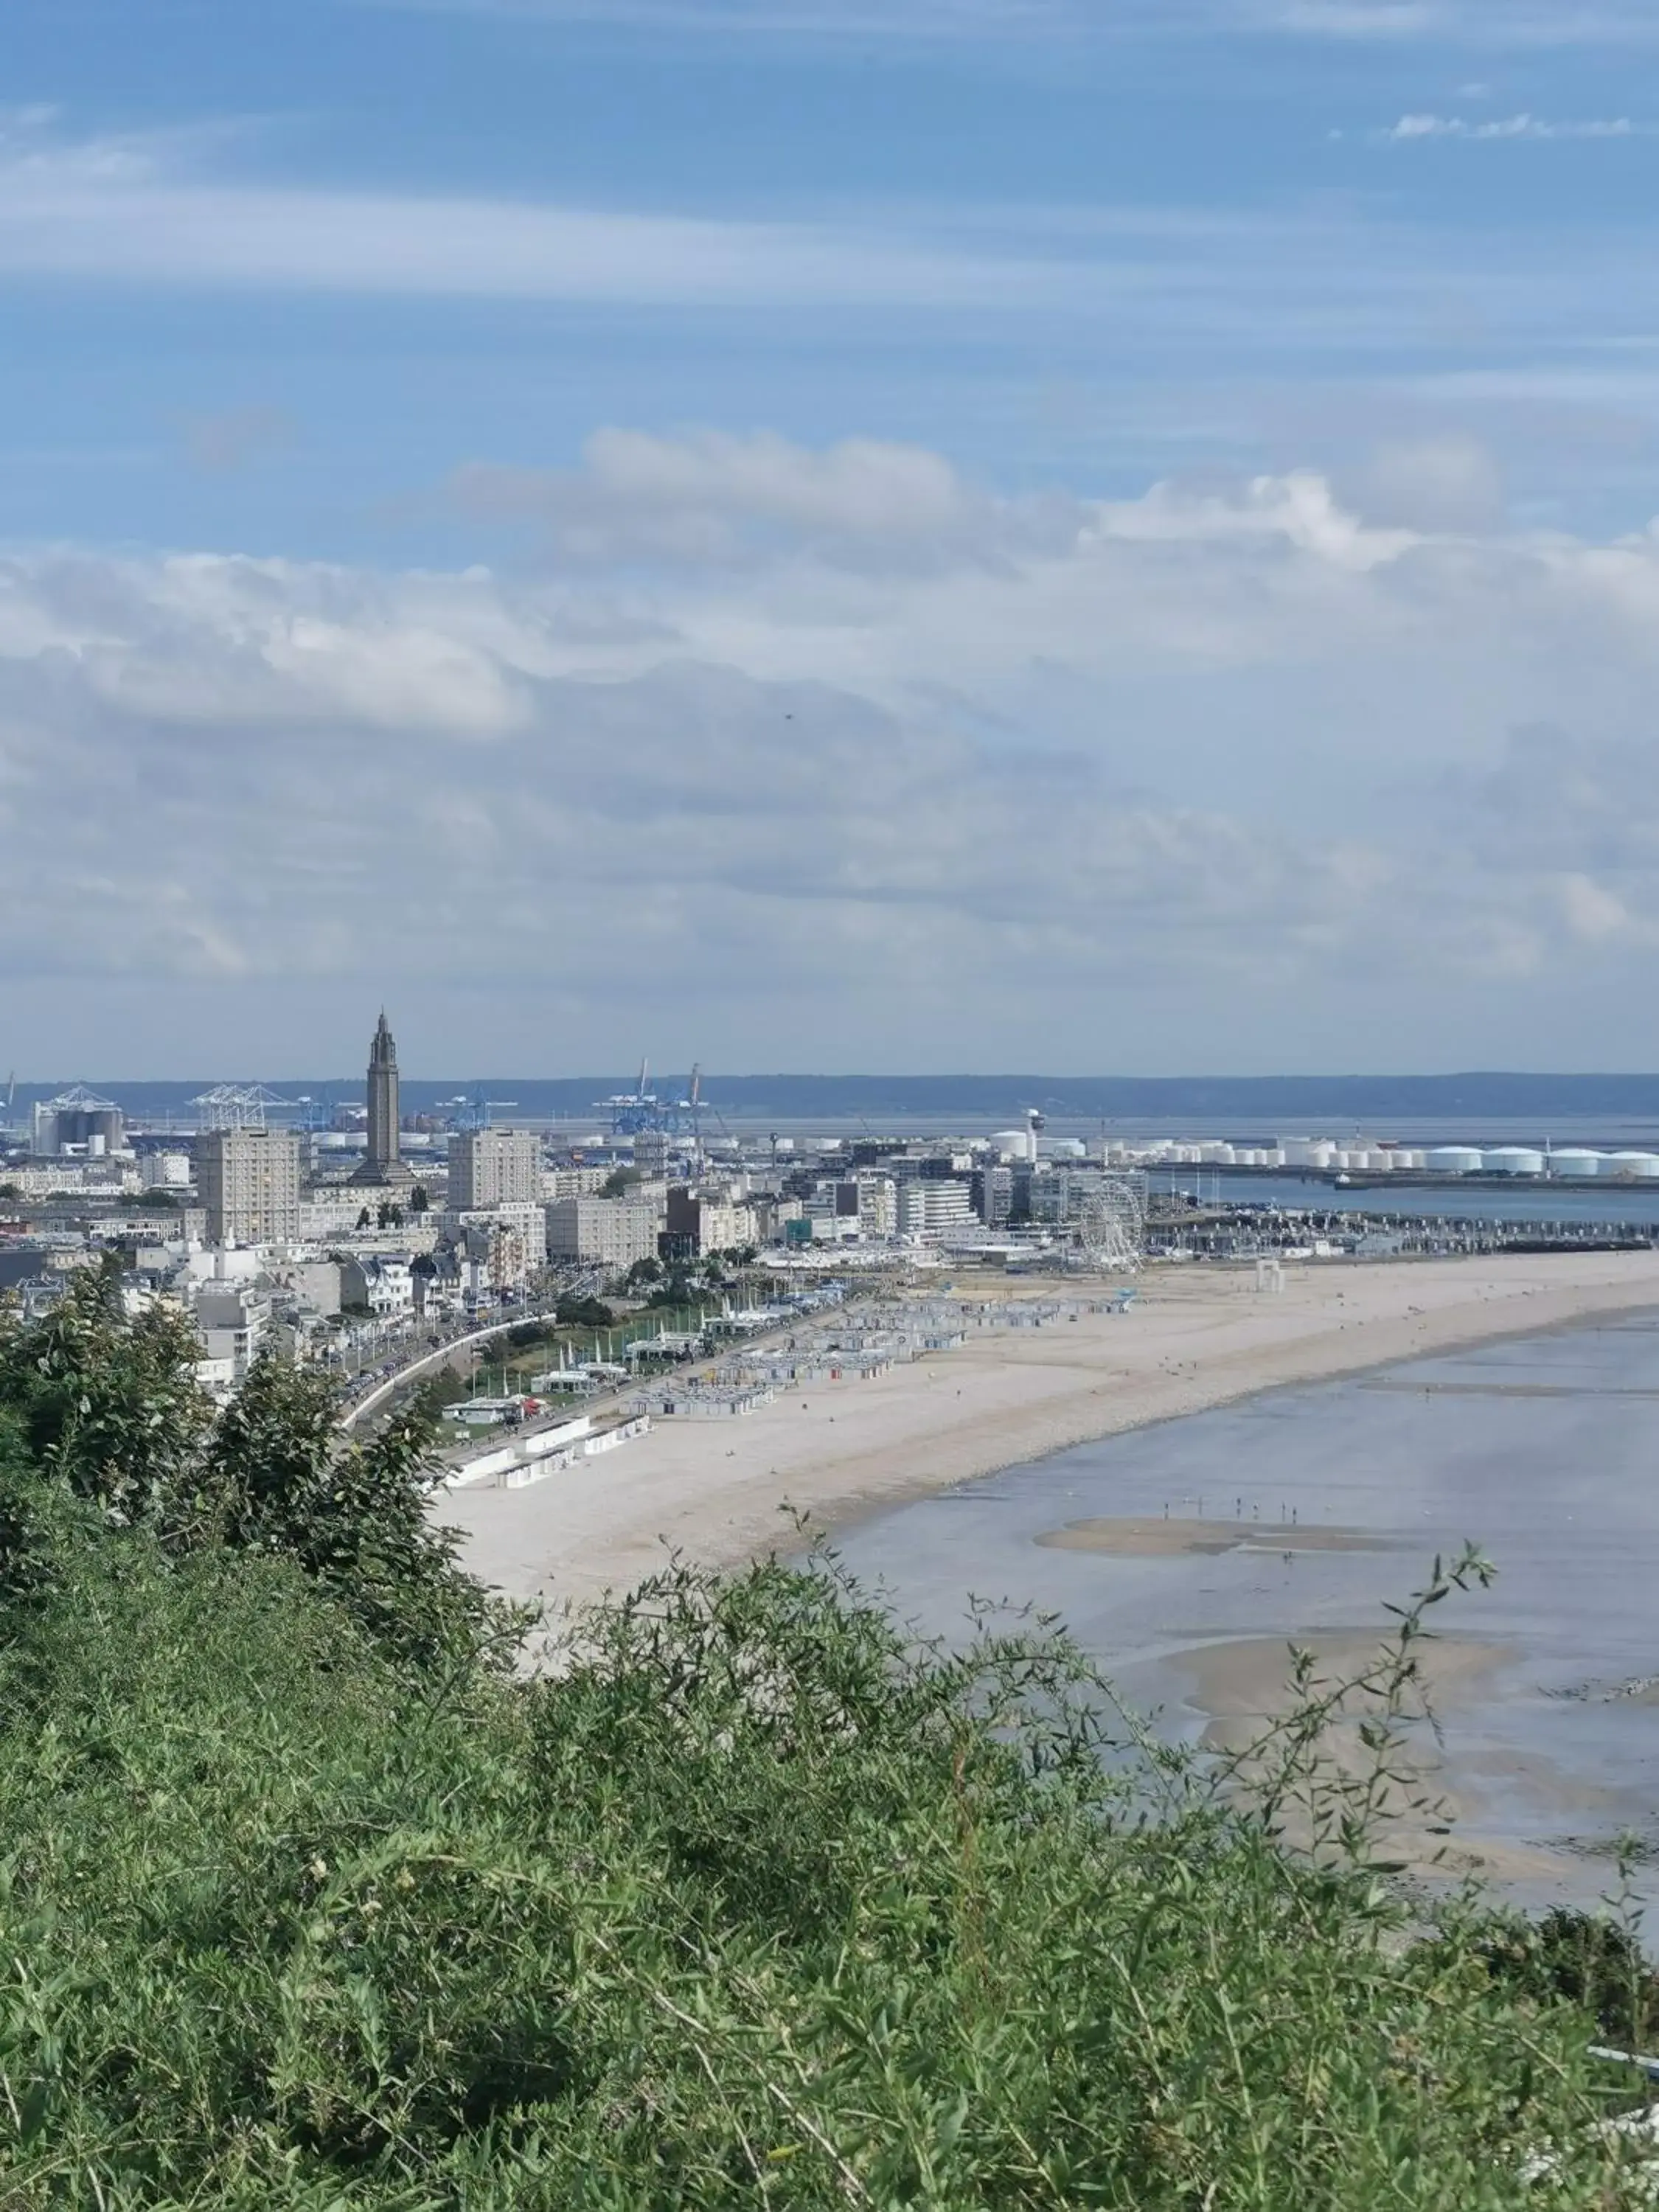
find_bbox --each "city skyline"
[7,4,1659,1072]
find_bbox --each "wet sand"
[1037,1516,1399,1558]
[1169,1630,1590,1888]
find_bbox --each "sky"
[7,0,1659,1077]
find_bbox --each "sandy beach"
[440,1248,1659,1618]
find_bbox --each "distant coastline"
[18,1069,1659,1130]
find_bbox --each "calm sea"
[830,1312,1659,1911]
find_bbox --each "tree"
[0,1273,499,1672]
[0,1257,215,1537]
[207,1354,495,1668]
[410,1182,431,1216]
[599,1166,641,1199]
[355,1206,372,1231]
[625,1255,663,1287]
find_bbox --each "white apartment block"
[338,1252,417,1318]
[896,1180,977,1239]
[193,1284,273,1381]
[694,1200,756,1254]
[198,1128,302,1245]
[858,1173,898,1239]
[545,1197,661,1268]
[543,1164,611,1202]
[445,1201,547,1267]
[449,1127,542,1209]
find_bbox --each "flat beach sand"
[440,1248,1659,1618]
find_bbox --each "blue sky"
[6,0,1659,1074]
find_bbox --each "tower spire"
[352,1007,413,1186]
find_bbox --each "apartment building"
[448,1127,542,1209]
[545,1196,661,1268]
[197,1128,302,1245]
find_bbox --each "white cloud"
[0,121,1043,310]
[1338,434,1506,530]
[1385,111,1652,139]
[452,429,1080,571]
[8,435,1659,1067]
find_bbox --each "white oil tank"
[1607,1151,1659,1180]
[1484,1147,1545,1177]
[1426,1146,1483,1175]
[1549,1149,1601,1178]
[990,1129,1034,1163]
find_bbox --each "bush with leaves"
[0,1500,1652,2208]
[0,1259,215,1536]
[0,1270,494,1671]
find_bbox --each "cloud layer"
[7,429,1659,1069]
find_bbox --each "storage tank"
[1484,1147,1545,1177]
[1425,1147,1483,1175]
[990,1129,1034,1164]
[1050,1138,1087,1160]
[1549,1149,1602,1179]
[1606,1151,1659,1180]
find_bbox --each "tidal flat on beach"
[1034,1516,1399,1558]
[830,1310,1659,1910]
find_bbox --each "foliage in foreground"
[0,1264,496,1667]
[0,1286,1652,2206]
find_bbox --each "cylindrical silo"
[1484,1147,1545,1177]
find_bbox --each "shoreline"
[439,1248,1659,1618]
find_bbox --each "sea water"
[830,1311,1659,1910]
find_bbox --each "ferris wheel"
[1066,1174,1146,1273]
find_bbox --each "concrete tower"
[352,1011,414,1187]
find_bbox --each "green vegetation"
[0,1268,1652,2205]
